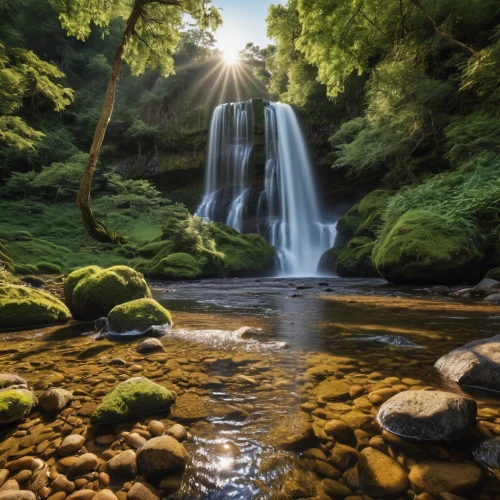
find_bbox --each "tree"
[49,0,221,243]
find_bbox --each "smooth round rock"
[165,424,187,443]
[39,388,73,413]
[324,419,357,446]
[93,491,118,500]
[108,450,137,476]
[66,454,98,479]
[377,391,476,440]
[0,375,27,390]
[147,421,164,437]
[58,435,85,457]
[357,447,409,497]
[136,339,164,354]
[408,461,483,495]
[136,436,188,475]
[0,492,36,500]
[127,481,160,500]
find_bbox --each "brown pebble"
[146,421,164,437]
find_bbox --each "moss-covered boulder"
[0,283,71,330]
[336,237,379,278]
[210,223,275,277]
[0,389,38,424]
[317,246,343,275]
[91,377,176,424]
[108,298,172,334]
[64,265,151,320]
[149,253,202,280]
[372,209,486,284]
[485,268,500,281]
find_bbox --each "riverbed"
[2,277,500,499]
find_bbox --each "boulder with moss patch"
[317,246,343,276]
[91,377,176,424]
[0,283,71,330]
[336,237,378,277]
[108,298,172,334]
[149,253,202,280]
[485,268,500,281]
[0,388,38,424]
[64,265,151,320]
[372,209,485,284]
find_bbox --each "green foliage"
[0,282,71,329]
[91,377,176,424]
[149,252,202,280]
[336,237,378,278]
[107,297,171,333]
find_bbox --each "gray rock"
[472,437,500,469]
[0,375,27,390]
[39,388,73,413]
[58,434,85,456]
[136,436,188,475]
[431,285,450,296]
[435,334,500,392]
[484,293,500,303]
[377,390,476,440]
[471,278,500,297]
[136,338,164,354]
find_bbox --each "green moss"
[317,246,343,275]
[64,265,152,320]
[91,377,176,424]
[372,209,486,284]
[0,389,37,424]
[336,237,378,278]
[149,253,202,280]
[0,283,71,330]
[485,268,500,281]
[36,262,63,274]
[108,298,172,333]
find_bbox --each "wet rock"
[66,491,96,500]
[109,359,127,366]
[165,424,187,442]
[0,389,37,424]
[91,377,176,424]
[108,450,137,476]
[107,299,171,334]
[368,388,399,406]
[136,338,164,354]
[93,491,118,500]
[125,433,146,449]
[472,437,500,468]
[313,379,351,403]
[377,390,476,440]
[136,436,188,475]
[0,375,27,390]
[296,284,314,290]
[266,413,314,451]
[39,388,73,413]
[147,421,164,437]
[329,444,359,470]
[432,286,450,296]
[66,454,98,479]
[94,317,108,331]
[408,461,483,495]
[283,469,319,498]
[435,335,500,392]
[127,481,160,500]
[470,278,500,297]
[340,410,373,431]
[0,492,36,500]
[21,276,45,288]
[484,293,500,303]
[58,435,85,456]
[51,474,75,494]
[357,447,409,497]
[321,478,352,499]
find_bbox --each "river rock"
[39,388,73,413]
[312,379,351,403]
[136,338,164,354]
[0,389,37,424]
[66,454,98,479]
[472,437,500,468]
[432,286,450,296]
[108,450,137,476]
[165,424,187,442]
[357,447,409,497]
[324,419,357,447]
[484,293,500,303]
[377,390,476,440]
[0,375,27,390]
[0,492,36,500]
[136,436,188,475]
[321,478,352,498]
[58,435,85,456]
[435,335,500,392]
[266,413,314,451]
[127,481,160,500]
[408,461,483,495]
[147,421,164,437]
[470,278,500,297]
[93,491,118,500]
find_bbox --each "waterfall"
[196,100,336,277]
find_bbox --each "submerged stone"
[107,298,171,334]
[136,436,188,475]
[0,284,71,330]
[265,412,314,451]
[377,390,476,440]
[0,374,27,390]
[91,377,176,424]
[0,388,37,424]
[64,265,151,320]
[39,387,73,413]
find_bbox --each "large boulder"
[316,246,342,275]
[149,253,202,280]
[91,377,176,424]
[435,334,500,392]
[107,298,171,334]
[39,387,73,413]
[372,209,485,284]
[335,237,378,278]
[377,390,476,440]
[136,436,189,475]
[470,278,500,297]
[0,388,37,424]
[64,265,151,320]
[0,283,71,330]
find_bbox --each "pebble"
[165,424,187,442]
[66,491,96,500]
[0,492,36,500]
[124,434,145,449]
[93,491,118,500]
[324,419,356,446]
[126,482,160,500]
[146,421,164,437]
[66,454,97,479]
[58,435,85,457]
[108,450,137,476]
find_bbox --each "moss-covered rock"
[64,265,151,320]
[372,209,486,284]
[149,253,202,280]
[317,246,343,275]
[0,283,71,330]
[0,388,38,424]
[336,237,378,277]
[210,223,275,277]
[91,377,176,424]
[108,298,172,334]
[485,268,500,281]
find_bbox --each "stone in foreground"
[357,447,409,497]
[136,436,188,475]
[377,390,476,441]
[39,387,73,413]
[0,389,37,424]
[91,377,176,424]
[435,334,500,392]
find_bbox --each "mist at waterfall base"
[196,100,337,277]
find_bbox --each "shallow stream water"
[2,277,500,499]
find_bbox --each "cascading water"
[196,100,337,276]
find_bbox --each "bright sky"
[211,0,279,52]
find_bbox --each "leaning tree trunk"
[77,0,143,243]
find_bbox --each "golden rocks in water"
[329,443,359,471]
[107,450,137,477]
[357,447,409,497]
[146,421,164,437]
[340,410,374,431]
[94,490,118,500]
[266,412,314,451]
[368,388,400,406]
[321,478,352,498]
[136,436,188,475]
[324,419,357,446]
[312,379,351,403]
[57,435,85,457]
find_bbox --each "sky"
[211,0,279,53]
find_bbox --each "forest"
[2,0,500,499]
